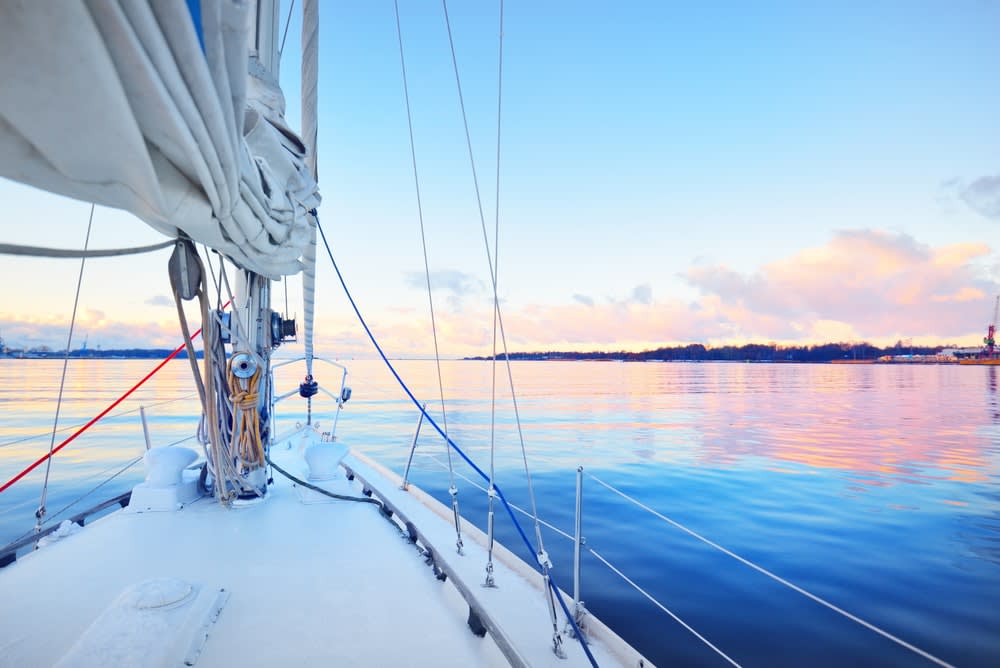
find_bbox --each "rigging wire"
[0,393,198,450]
[0,306,227,495]
[440,3,561,652]
[423,452,749,666]
[425,454,574,541]
[489,1,506,568]
[40,455,142,527]
[34,204,94,537]
[278,0,296,57]
[393,0,464,556]
[314,216,598,667]
[10,434,197,545]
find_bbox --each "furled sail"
[0,0,318,278]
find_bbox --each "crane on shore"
[983,295,1000,358]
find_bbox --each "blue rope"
[314,215,598,666]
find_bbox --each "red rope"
[0,304,228,494]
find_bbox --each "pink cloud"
[0,311,183,350]
[684,229,997,344]
[5,229,995,356]
[308,230,998,357]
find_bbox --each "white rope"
[589,474,956,668]
[34,204,95,537]
[588,547,743,668]
[394,0,464,555]
[0,239,173,258]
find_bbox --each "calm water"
[1,358,998,667]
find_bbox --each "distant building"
[940,347,982,360]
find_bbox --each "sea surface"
[1,358,998,667]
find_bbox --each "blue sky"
[1,1,999,355]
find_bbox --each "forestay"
[0,0,318,278]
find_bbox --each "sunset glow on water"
[1,358,998,666]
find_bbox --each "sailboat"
[1,3,980,667]
[0,2,646,665]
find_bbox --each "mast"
[211,0,289,499]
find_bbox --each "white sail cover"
[0,0,319,278]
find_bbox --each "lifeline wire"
[0,393,197,450]
[588,548,742,668]
[35,204,95,537]
[590,474,955,668]
[393,0,464,555]
[425,453,746,666]
[314,217,597,667]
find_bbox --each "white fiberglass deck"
[0,431,641,667]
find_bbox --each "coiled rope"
[227,358,265,470]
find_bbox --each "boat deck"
[0,431,641,667]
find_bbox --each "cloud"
[0,311,181,350]
[960,175,1000,219]
[683,229,997,341]
[145,295,173,307]
[5,230,995,357]
[630,284,652,305]
[303,230,998,357]
[403,270,484,297]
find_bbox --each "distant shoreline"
[463,341,967,364]
[0,341,976,364]
[0,349,202,360]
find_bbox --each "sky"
[1,1,999,358]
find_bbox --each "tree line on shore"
[466,341,950,363]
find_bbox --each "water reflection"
[2,358,998,666]
[988,366,999,423]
